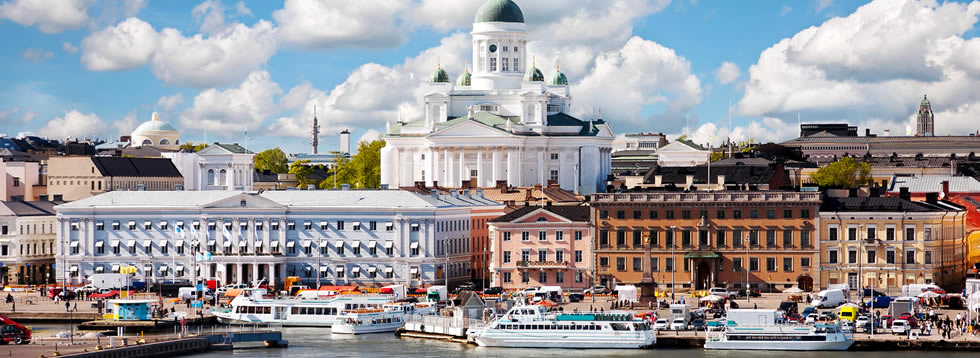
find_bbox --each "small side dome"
[431,67,450,83]
[474,0,524,24]
[523,65,544,83]
[550,67,568,86]
[456,67,472,86]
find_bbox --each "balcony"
[517,261,569,269]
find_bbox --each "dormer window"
[477,104,498,113]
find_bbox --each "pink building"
[488,205,593,291]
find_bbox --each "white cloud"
[234,1,252,17]
[36,110,103,139]
[152,21,278,88]
[274,0,408,49]
[111,111,140,137]
[715,61,740,84]
[357,129,381,144]
[781,6,792,16]
[192,0,227,35]
[179,71,283,136]
[19,110,36,123]
[682,117,799,147]
[816,0,833,12]
[62,41,77,54]
[155,93,184,112]
[739,0,980,136]
[80,17,158,71]
[21,48,53,62]
[0,0,88,33]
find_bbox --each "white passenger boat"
[467,305,655,349]
[214,288,394,327]
[704,323,854,351]
[332,301,438,334]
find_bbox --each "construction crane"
[0,314,31,345]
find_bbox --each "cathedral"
[380,0,614,194]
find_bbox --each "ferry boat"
[705,323,854,351]
[467,305,656,349]
[332,301,438,334]
[214,288,394,327]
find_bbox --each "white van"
[534,286,563,302]
[178,287,214,301]
[811,289,846,308]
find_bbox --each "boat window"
[291,307,299,314]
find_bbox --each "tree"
[179,142,208,152]
[810,156,872,188]
[317,140,385,189]
[255,148,289,173]
[288,160,315,187]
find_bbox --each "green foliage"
[710,152,726,162]
[254,147,289,173]
[179,142,209,152]
[317,140,385,189]
[810,157,872,188]
[288,160,315,187]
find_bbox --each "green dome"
[921,94,930,106]
[456,68,471,86]
[431,67,450,83]
[550,69,568,86]
[474,0,524,23]
[524,65,544,83]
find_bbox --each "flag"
[175,225,184,239]
[223,224,233,241]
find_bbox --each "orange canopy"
[225,289,243,298]
[537,299,557,307]
[317,285,358,292]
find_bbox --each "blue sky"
[1,0,979,154]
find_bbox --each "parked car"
[584,285,610,295]
[819,311,837,321]
[670,318,688,331]
[568,293,585,303]
[840,320,853,332]
[690,319,707,331]
[897,313,918,328]
[801,307,817,318]
[737,289,761,298]
[855,316,871,331]
[788,313,803,323]
[891,319,909,335]
[709,287,736,299]
[653,319,670,330]
[482,287,503,295]
[73,285,98,294]
[805,315,817,325]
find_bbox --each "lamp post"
[745,231,750,303]
[670,225,676,301]
[859,224,864,302]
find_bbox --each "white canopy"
[110,240,121,247]
[96,241,105,248]
[384,267,393,273]
[285,241,295,248]
[368,240,377,248]
[335,266,345,272]
[319,266,329,273]
[367,267,377,273]
[271,241,280,247]
[158,240,167,247]
[207,240,216,246]
[175,240,184,247]
[95,266,105,273]
[142,240,152,247]
[126,240,135,247]
[69,265,79,272]
[352,221,361,227]
[302,240,312,247]
[700,294,726,302]
[352,267,361,273]
[784,287,804,293]
[70,241,80,248]
[409,267,419,274]
[255,241,264,247]
[918,291,941,298]
[352,241,361,248]
[111,264,120,272]
[159,221,168,226]
[319,240,329,247]
[238,240,247,247]
[223,241,232,247]
[384,241,394,248]
[410,242,419,249]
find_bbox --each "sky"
[2,0,980,154]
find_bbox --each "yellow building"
[818,195,968,293]
[968,231,980,275]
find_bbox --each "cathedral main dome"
[131,112,180,149]
[474,0,524,23]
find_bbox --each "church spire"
[916,94,934,137]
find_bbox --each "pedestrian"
[65,300,70,312]
[72,302,78,312]
[754,303,757,309]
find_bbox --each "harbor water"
[186,327,980,358]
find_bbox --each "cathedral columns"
[458,151,466,187]
[443,148,450,186]
[537,149,545,185]
[506,149,516,187]
[476,149,484,187]
[491,150,500,185]
[425,148,435,187]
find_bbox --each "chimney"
[476,189,484,198]
[496,180,507,190]
[865,128,871,137]
[340,184,350,191]
[432,181,439,189]
[941,180,950,199]
[899,187,911,201]
[308,184,316,190]
[461,180,471,189]
[717,175,726,188]
[685,175,694,188]
[925,192,939,204]
[655,175,663,186]
[431,190,440,200]
[547,179,559,188]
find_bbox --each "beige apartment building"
[818,194,968,292]
[47,157,183,200]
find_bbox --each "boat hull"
[472,332,655,349]
[214,314,336,327]
[704,339,854,351]
[332,322,403,334]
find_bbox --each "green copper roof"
[921,95,930,106]
[524,66,544,82]
[474,0,524,23]
[431,68,450,83]
[550,70,568,86]
[456,68,471,86]
[214,143,253,154]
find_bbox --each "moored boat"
[704,322,854,351]
[466,305,656,349]
[332,301,438,334]
[214,288,395,327]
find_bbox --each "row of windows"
[82,220,408,233]
[599,208,812,220]
[495,323,603,331]
[827,226,925,241]
[1,223,55,235]
[598,229,813,249]
[0,242,54,256]
[501,271,584,284]
[599,256,812,273]
[501,231,583,242]
[502,249,584,263]
[827,248,931,265]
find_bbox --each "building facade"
[818,195,967,292]
[47,157,183,201]
[165,143,255,191]
[0,201,61,285]
[55,190,504,289]
[590,191,822,296]
[0,159,43,201]
[381,0,614,195]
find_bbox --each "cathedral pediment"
[428,119,512,138]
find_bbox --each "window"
[886,227,896,241]
[800,209,811,219]
[556,271,564,283]
[698,210,708,219]
[337,221,345,231]
[749,230,759,247]
[733,230,743,248]
[905,250,916,264]
[538,249,547,262]
[538,231,547,241]
[369,221,377,231]
[801,257,811,268]
[503,272,512,283]
[716,210,726,219]
[616,230,626,247]
[650,257,659,272]
[550,153,559,160]
[733,257,743,272]
[766,257,777,272]
[112,222,120,230]
[549,170,558,181]
[633,231,642,247]
[716,230,726,247]
[503,232,511,241]
[575,250,582,262]
[665,258,674,272]
[502,57,509,71]
[521,231,530,241]
[867,249,876,264]
[682,231,691,247]
[410,245,419,256]
[128,222,137,230]
[352,244,361,255]
[801,230,811,247]
[599,230,609,246]
[599,257,609,267]
[925,250,933,264]
[783,257,793,272]
[353,222,361,231]
[829,227,839,241]
[599,210,608,219]
[665,210,675,219]
[633,257,642,272]
[161,244,169,255]
[650,210,658,219]
[490,57,497,71]
[848,249,858,264]
[554,231,563,241]
[12,178,18,187]
[96,222,104,231]
[633,210,642,219]
[287,222,296,230]
[649,230,659,246]
[886,249,896,264]
[574,231,582,241]
[555,249,564,263]
[866,226,876,241]
[924,227,933,241]
[386,243,393,256]
[749,210,759,219]
[698,230,709,247]
[522,250,531,262]
[749,258,759,272]
[616,210,626,219]
[783,209,793,219]
[848,227,858,241]
[538,271,547,283]
[782,230,793,247]
[682,210,691,219]
[616,257,626,271]
[905,227,915,241]
[732,210,742,219]
[665,230,674,247]
[513,58,519,71]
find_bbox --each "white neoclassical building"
[381,0,614,195]
[164,143,255,191]
[54,190,504,289]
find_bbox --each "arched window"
[159,139,171,145]
[219,169,227,186]
[207,169,215,185]
[141,139,152,146]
